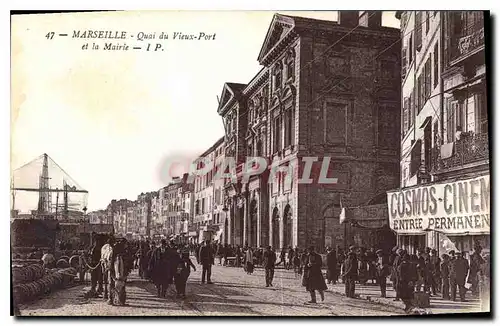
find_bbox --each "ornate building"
[218,12,401,251]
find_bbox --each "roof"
[200,136,225,157]
[217,82,247,115]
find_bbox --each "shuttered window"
[433,43,439,88]
[402,47,407,80]
[415,12,423,51]
[403,98,409,135]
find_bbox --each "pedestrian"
[397,252,418,313]
[440,254,450,300]
[450,251,469,302]
[198,240,215,284]
[326,247,337,284]
[479,253,490,312]
[223,243,229,266]
[235,246,242,268]
[342,246,358,298]
[336,247,345,284]
[468,244,484,296]
[375,249,390,298]
[88,235,104,298]
[415,249,427,292]
[429,249,441,295]
[357,248,368,285]
[286,247,294,270]
[279,248,286,269]
[149,239,170,297]
[245,247,254,274]
[390,247,402,301]
[216,242,224,266]
[303,246,327,304]
[367,248,377,284]
[293,248,301,278]
[174,248,196,299]
[263,246,277,287]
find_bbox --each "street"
[18,263,403,316]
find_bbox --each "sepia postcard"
[10,10,490,317]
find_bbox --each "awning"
[340,204,389,229]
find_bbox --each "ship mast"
[37,153,51,215]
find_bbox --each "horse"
[100,238,128,305]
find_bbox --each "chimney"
[338,11,359,27]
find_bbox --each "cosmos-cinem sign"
[386,175,490,235]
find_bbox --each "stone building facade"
[218,12,401,251]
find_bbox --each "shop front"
[340,203,397,253]
[387,174,490,256]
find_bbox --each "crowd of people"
[191,241,490,312]
[48,234,489,313]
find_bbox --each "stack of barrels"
[12,262,77,304]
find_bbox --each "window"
[284,108,294,148]
[273,63,282,92]
[425,56,432,99]
[446,99,462,143]
[415,12,422,51]
[274,117,281,152]
[403,97,409,135]
[324,102,347,144]
[409,90,414,129]
[433,43,439,88]
[402,47,407,80]
[286,50,295,81]
[410,140,422,177]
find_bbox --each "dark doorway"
[272,207,280,250]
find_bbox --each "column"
[243,195,248,246]
[279,216,284,250]
[256,191,261,247]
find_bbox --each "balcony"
[449,15,485,66]
[431,132,489,174]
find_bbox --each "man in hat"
[149,239,170,297]
[342,246,358,298]
[450,251,469,301]
[326,247,338,285]
[198,239,215,284]
[262,246,277,287]
[391,247,403,301]
[440,253,450,299]
[376,249,390,298]
[468,244,485,296]
[397,251,418,313]
[429,249,441,296]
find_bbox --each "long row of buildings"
[90,11,489,256]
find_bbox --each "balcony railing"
[449,19,484,65]
[432,132,489,173]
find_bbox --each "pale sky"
[11,11,399,212]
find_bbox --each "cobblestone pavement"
[19,263,403,316]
